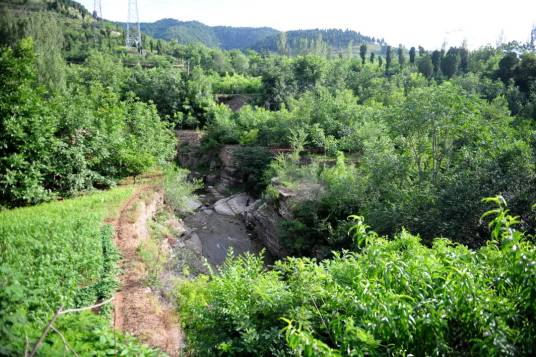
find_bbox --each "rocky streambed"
[169,187,274,277]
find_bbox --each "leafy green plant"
[179,198,536,356]
[0,187,135,354]
[163,167,203,213]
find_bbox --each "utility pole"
[126,0,142,52]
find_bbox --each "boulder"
[184,233,203,255]
[214,193,253,216]
[184,198,203,212]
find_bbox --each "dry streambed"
[112,185,267,356]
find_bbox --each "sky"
[77,0,536,49]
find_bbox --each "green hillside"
[139,18,279,50]
[136,18,385,54]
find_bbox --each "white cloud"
[77,0,536,49]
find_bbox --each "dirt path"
[112,186,183,356]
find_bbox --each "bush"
[233,147,274,195]
[178,199,536,356]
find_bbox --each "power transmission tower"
[93,0,102,19]
[126,0,142,52]
[93,0,102,44]
[531,24,536,51]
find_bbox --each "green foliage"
[233,147,274,195]
[0,40,176,207]
[210,73,262,94]
[179,200,536,356]
[0,38,57,205]
[163,167,203,213]
[41,313,161,356]
[0,187,138,355]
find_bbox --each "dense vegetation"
[1,0,536,355]
[179,199,536,356]
[0,187,158,356]
[139,18,279,51]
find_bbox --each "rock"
[184,198,203,212]
[226,193,253,216]
[185,233,203,255]
[247,202,288,257]
[214,199,235,216]
[214,193,253,216]
[202,209,214,215]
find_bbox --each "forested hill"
[1,0,89,18]
[139,18,279,50]
[252,28,386,55]
[137,18,385,54]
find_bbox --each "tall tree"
[418,46,426,57]
[385,46,393,72]
[514,53,536,93]
[441,47,460,79]
[378,56,383,68]
[459,46,469,73]
[417,55,433,79]
[496,52,520,84]
[360,44,367,65]
[278,31,288,55]
[409,47,416,64]
[369,52,375,64]
[397,45,406,66]
[431,50,442,76]
[347,39,353,59]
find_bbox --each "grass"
[0,186,163,355]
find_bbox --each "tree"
[459,47,469,73]
[369,52,375,64]
[385,46,392,72]
[441,47,460,79]
[514,53,536,93]
[496,52,519,84]
[409,46,416,64]
[278,31,288,55]
[417,55,433,79]
[359,44,367,65]
[418,46,426,57]
[378,56,383,67]
[431,50,442,76]
[397,45,406,66]
[0,38,57,205]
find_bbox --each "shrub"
[233,147,274,195]
[163,167,203,213]
[178,198,536,356]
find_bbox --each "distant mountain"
[137,18,385,54]
[138,18,279,50]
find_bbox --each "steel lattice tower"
[126,0,142,50]
[531,24,536,50]
[93,0,102,19]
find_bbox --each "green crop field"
[0,187,159,355]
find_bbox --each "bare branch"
[51,324,80,357]
[28,297,114,356]
[59,297,114,315]
[29,305,64,357]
